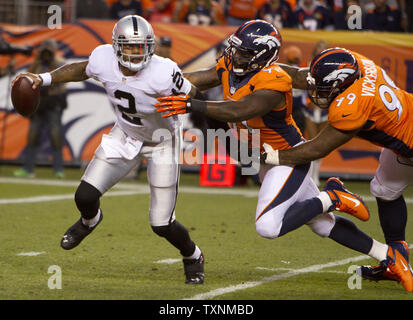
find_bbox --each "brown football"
[11,76,40,117]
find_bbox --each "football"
[11,76,40,117]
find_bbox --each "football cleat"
[183,253,205,284]
[323,177,370,221]
[60,211,103,250]
[356,264,399,282]
[380,241,413,292]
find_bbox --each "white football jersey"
[85,44,191,142]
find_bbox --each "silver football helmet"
[112,15,155,72]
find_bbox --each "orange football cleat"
[382,241,413,292]
[323,177,370,221]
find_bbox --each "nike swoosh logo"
[342,113,352,118]
[341,195,360,207]
[400,259,408,272]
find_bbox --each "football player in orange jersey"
[155,20,400,289]
[261,47,413,292]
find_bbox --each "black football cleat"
[356,264,399,282]
[60,211,103,250]
[183,253,204,284]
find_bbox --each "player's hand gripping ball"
[11,75,41,117]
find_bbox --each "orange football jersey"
[328,51,413,157]
[216,56,303,151]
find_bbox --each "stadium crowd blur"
[0,0,409,31]
[73,0,413,32]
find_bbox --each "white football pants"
[255,163,335,239]
[370,148,413,201]
[82,125,180,227]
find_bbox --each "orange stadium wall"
[0,21,412,179]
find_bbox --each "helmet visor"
[120,43,147,64]
[115,39,155,71]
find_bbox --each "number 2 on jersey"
[114,90,142,125]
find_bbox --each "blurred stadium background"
[1,0,413,301]
[1,0,412,182]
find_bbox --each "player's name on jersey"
[361,59,377,97]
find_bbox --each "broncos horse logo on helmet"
[223,19,282,76]
[307,47,360,108]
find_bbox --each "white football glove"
[261,143,279,166]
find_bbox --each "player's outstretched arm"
[183,65,221,91]
[155,89,284,122]
[262,124,358,166]
[202,90,284,122]
[12,60,89,89]
[50,60,89,84]
[277,63,309,90]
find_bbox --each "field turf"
[0,165,412,301]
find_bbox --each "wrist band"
[39,72,52,86]
[270,149,280,166]
[261,148,279,165]
[191,99,207,114]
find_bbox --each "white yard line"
[3,177,413,204]
[185,245,413,300]
[255,267,346,274]
[0,177,80,187]
[16,251,46,256]
[0,190,145,205]
[184,254,371,300]
[155,258,182,264]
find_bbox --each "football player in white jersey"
[12,15,205,284]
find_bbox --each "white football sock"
[368,239,388,262]
[82,209,101,228]
[183,245,201,260]
[317,191,333,213]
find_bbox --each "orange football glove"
[155,94,192,118]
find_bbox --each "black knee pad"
[151,222,174,238]
[74,181,102,219]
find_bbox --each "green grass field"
[0,165,412,301]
